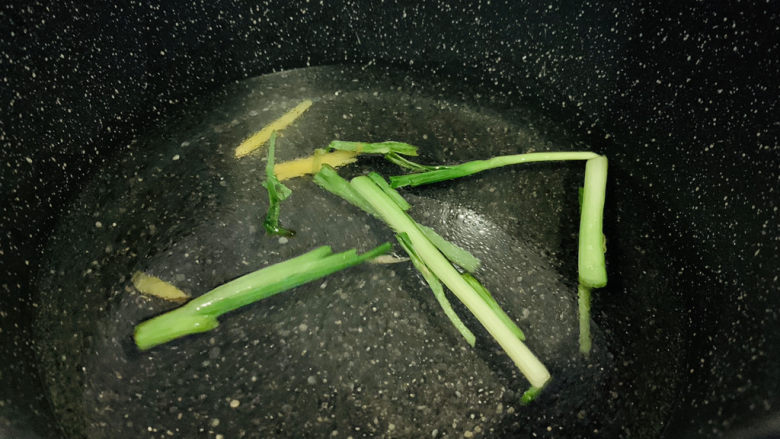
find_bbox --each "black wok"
[1,2,777,438]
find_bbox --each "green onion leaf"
[461,273,525,341]
[313,164,377,216]
[417,224,481,273]
[328,140,419,156]
[350,175,550,390]
[578,284,592,355]
[396,233,476,347]
[390,151,600,188]
[262,132,295,237]
[384,152,441,172]
[367,172,410,211]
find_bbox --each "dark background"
[1,1,777,437]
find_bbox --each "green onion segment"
[390,151,599,188]
[351,175,551,390]
[134,243,391,350]
[263,132,295,237]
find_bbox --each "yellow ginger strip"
[274,150,359,181]
[234,99,313,158]
[132,271,190,303]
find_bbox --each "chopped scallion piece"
[461,273,525,341]
[396,233,476,347]
[328,140,419,156]
[367,172,410,211]
[351,176,551,390]
[312,164,377,216]
[577,284,592,355]
[390,151,600,188]
[521,386,542,405]
[134,243,391,350]
[384,152,441,172]
[262,132,294,237]
[417,224,480,273]
[578,155,608,288]
[577,155,608,355]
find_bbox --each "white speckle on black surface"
[28,66,680,438]
[0,2,777,439]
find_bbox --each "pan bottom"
[33,65,686,438]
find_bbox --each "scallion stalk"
[351,176,551,390]
[328,140,419,156]
[577,155,608,355]
[367,172,410,211]
[396,233,476,347]
[390,151,600,188]
[263,132,294,237]
[134,243,391,350]
[577,284,592,355]
[312,165,377,216]
[461,273,525,341]
[578,155,608,288]
[384,152,440,172]
[417,224,480,273]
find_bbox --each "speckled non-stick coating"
[29,67,684,438]
[1,2,777,439]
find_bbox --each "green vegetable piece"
[396,233,476,347]
[328,140,419,156]
[389,151,600,188]
[313,165,377,216]
[461,273,525,341]
[578,155,608,288]
[134,243,392,350]
[577,155,607,354]
[350,175,550,389]
[578,284,592,355]
[319,167,480,272]
[263,132,295,237]
[367,172,410,211]
[521,386,543,405]
[418,224,481,273]
[384,152,441,172]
